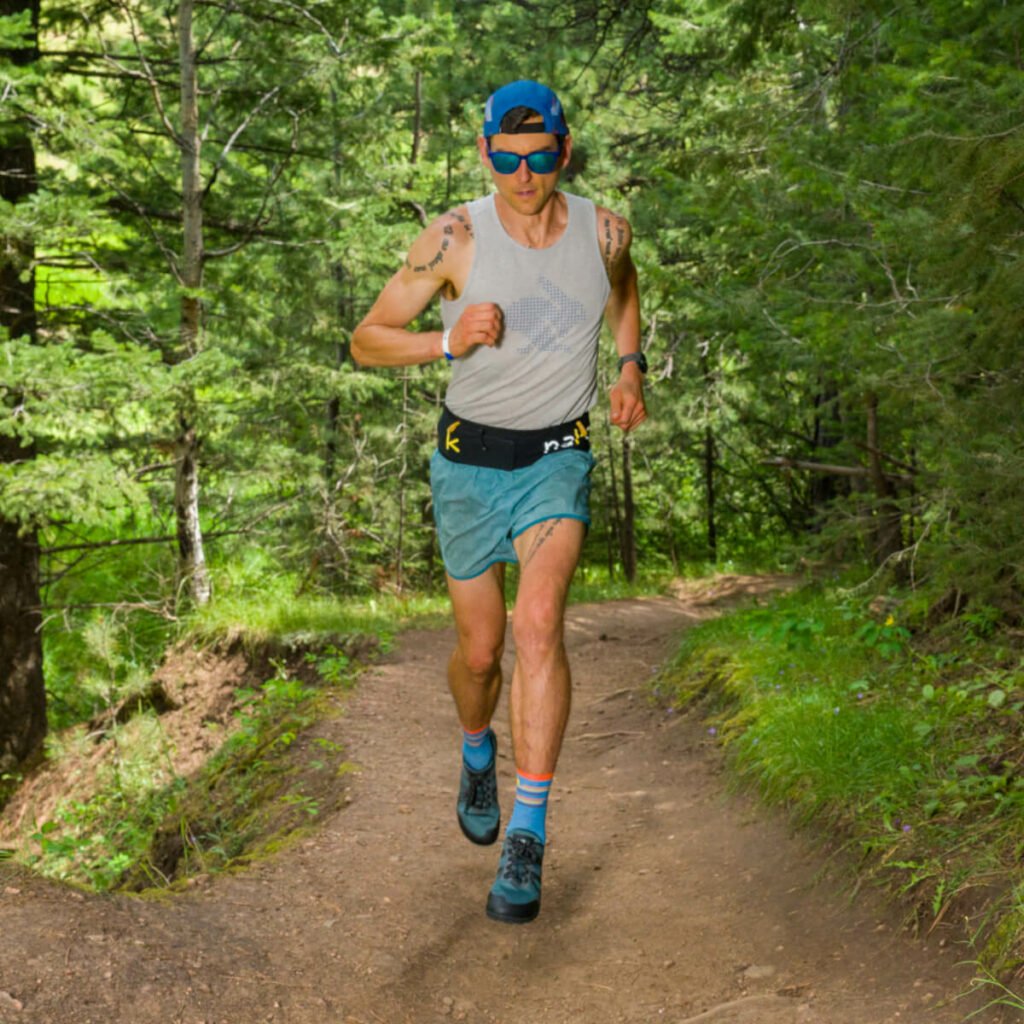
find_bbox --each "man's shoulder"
[404,204,476,278]
[420,203,476,250]
[593,203,632,236]
[592,204,633,279]
[434,203,478,244]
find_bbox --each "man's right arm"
[351,214,502,367]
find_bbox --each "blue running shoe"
[457,730,500,846]
[485,829,544,924]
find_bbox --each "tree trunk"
[173,422,210,604]
[395,371,409,591]
[175,0,210,605]
[0,0,46,770]
[809,383,842,525]
[865,394,904,574]
[703,424,717,562]
[325,261,352,489]
[606,429,622,579]
[0,496,45,773]
[699,343,717,562]
[620,436,637,582]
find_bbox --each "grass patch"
[184,555,453,648]
[569,565,676,603]
[653,579,1024,985]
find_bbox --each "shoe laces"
[467,769,497,811]
[500,833,542,884]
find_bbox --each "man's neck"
[493,191,568,250]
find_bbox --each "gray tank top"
[441,191,610,430]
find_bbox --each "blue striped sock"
[506,771,553,844]
[462,726,494,771]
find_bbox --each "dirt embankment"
[0,577,1009,1023]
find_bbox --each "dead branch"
[762,456,913,485]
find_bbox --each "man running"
[351,79,646,924]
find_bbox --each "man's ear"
[559,135,573,170]
[476,135,491,168]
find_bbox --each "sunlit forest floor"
[0,577,1011,1023]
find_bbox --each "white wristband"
[441,328,454,362]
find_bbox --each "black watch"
[617,352,648,374]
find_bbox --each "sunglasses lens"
[488,149,561,175]
[489,151,520,174]
[526,151,559,173]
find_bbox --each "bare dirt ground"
[0,578,1010,1024]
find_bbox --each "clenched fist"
[448,303,503,357]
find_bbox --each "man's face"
[477,121,572,217]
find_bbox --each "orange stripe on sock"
[517,770,554,783]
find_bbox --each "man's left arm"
[601,210,647,432]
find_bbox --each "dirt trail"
[0,583,1008,1024]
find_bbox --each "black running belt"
[437,405,590,471]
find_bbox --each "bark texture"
[174,423,211,606]
[174,0,210,605]
[0,0,46,769]
[866,394,904,574]
[0,500,45,772]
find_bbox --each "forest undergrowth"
[0,556,675,895]
[654,578,1024,1015]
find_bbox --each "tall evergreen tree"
[0,0,46,769]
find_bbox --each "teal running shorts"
[430,448,594,580]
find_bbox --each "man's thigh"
[447,562,507,652]
[512,517,586,613]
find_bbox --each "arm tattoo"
[407,209,471,274]
[451,210,474,238]
[601,214,629,278]
[522,518,562,570]
[406,217,464,273]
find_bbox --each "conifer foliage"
[0,1,1022,762]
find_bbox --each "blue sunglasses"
[487,147,562,175]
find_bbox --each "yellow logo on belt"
[445,420,461,453]
[573,419,588,445]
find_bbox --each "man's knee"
[457,637,505,680]
[511,596,564,657]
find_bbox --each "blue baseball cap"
[483,80,569,138]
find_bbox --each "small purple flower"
[893,817,901,826]
[707,726,717,736]
[857,692,864,700]
[775,684,782,691]
[902,824,912,833]
[666,707,675,716]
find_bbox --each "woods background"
[1,0,1021,769]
